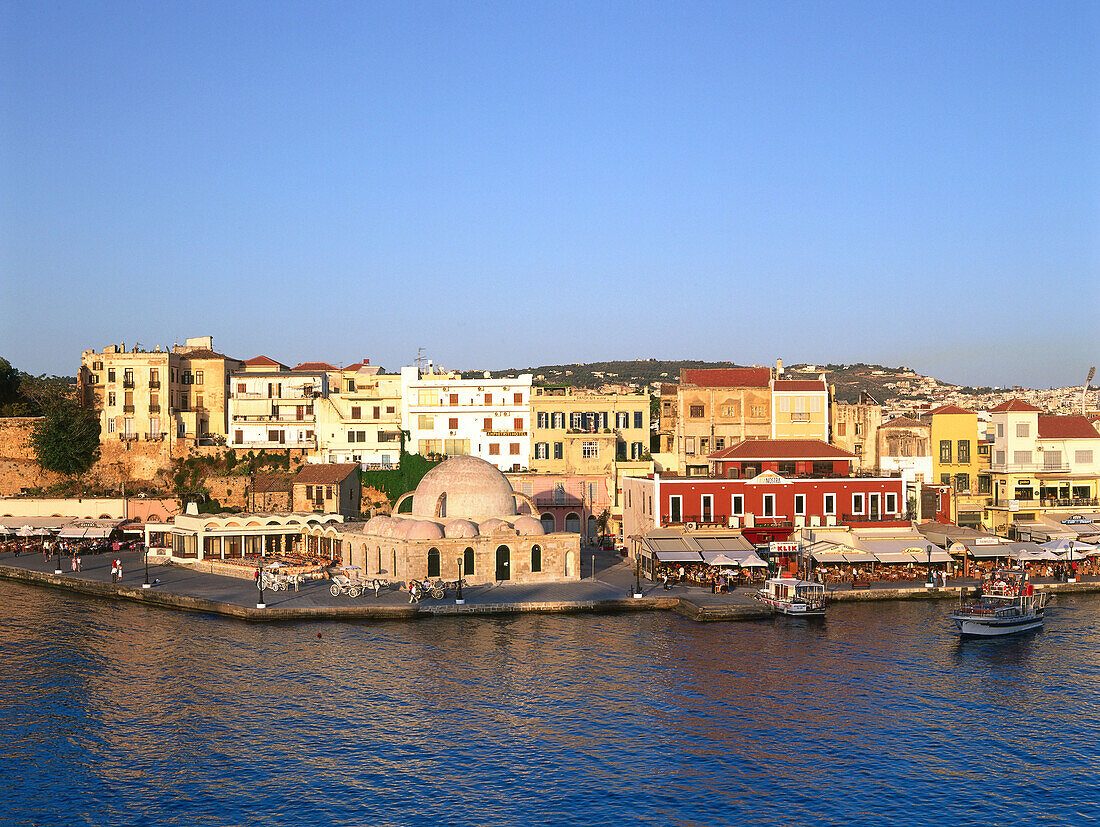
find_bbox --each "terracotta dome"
[478,518,513,534]
[512,515,546,536]
[444,519,479,539]
[411,456,518,521]
[406,520,444,541]
[363,516,388,534]
[380,518,414,539]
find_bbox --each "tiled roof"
[880,416,929,429]
[179,348,232,360]
[251,473,294,493]
[1037,415,1100,439]
[681,367,770,388]
[772,379,827,391]
[294,463,360,485]
[989,398,1042,413]
[927,404,974,416]
[293,362,339,372]
[708,439,855,461]
[243,355,283,367]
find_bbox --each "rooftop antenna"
[1085,366,1096,414]
[415,347,427,375]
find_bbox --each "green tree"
[31,398,101,476]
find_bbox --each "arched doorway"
[427,547,441,578]
[463,547,475,577]
[495,545,511,581]
[564,512,581,534]
[565,551,575,577]
[587,515,597,542]
[540,513,556,533]
[531,544,542,573]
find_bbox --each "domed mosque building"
[339,456,581,584]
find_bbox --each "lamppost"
[632,553,643,598]
[51,539,61,575]
[143,544,151,588]
[257,565,266,609]
[455,557,465,605]
[926,544,933,588]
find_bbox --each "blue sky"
[2,1,1097,387]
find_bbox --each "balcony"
[123,405,135,413]
[790,412,810,423]
[148,405,160,413]
[148,381,161,389]
[123,380,135,389]
[1040,497,1099,508]
[990,462,1071,474]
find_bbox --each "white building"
[401,366,533,472]
[228,357,328,451]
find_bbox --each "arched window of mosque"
[435,493,447,519]
[531,545,542,573]
[428,547,441,578]
[463,547,475,576]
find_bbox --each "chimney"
[775,357,784,377]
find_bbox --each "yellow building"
[315,360,404,467]
[924,404,987,526]
[530,386,651,475]
[771,376,829,440]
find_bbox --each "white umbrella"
[1040,538,1097,554]
[739,553,769,568]
[707,554,741,568]
[17,526,34,537]
[264,561,284,569]
[0,525,11,536]
[1014,548,1059,562]
[1059,549,1090,561]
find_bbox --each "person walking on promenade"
[408,581,419,603]
[110,560,118,583]
[75,554,81,573]
[677,565,685,584]
[116,559,123,581]
[660,572,670,591]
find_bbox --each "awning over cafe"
[654,550,704,563]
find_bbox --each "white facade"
[878,455,934,493]
[315,367,403,468]
[228,371,327,450]
[401,366,533,472]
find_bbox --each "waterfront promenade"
[2,547,1098,623]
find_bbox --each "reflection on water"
[1,583,1098,825]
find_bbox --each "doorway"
[495,545,511,581]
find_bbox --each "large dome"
[411,456,518,521]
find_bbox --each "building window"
[483,418,493,431]
[509,443,520,455]
[488,443,500,456]
[685,438,695,455]
[631,442,643,459]
[751,405,766,418]
[553,442,563,459]
[237,383,246,394]
[731,495,743,515]
[107,369,116,383]
[107,419,116,434]
[701,494,713,522]
[108,392,116,407]
[941,474,951,486]
[955,473,970,493]
[463,547,475,576]
[514,393,523,405]
[762,494,775,517]
[995,450,1006,465]
[794,494,805,515]
[418,415,434,430]
[195,371,204,385]
[957,440,970,463]
[616,412,629,428]
[669,495,682,523]
[977,476,991,494]
[1013,451,1032,465]
[997,423,1004,437]
[855,422,863,436]
[531,545,542,573]
[537,412,549,428]
[1016,423,1030,438]
[427,548,441,578]
[582,441,598,459]
[535,442,549,460]
[852,493,864,514]
[940,440,952,463]
[351,406,361,419]
[551,412,565,429]
[346,379,356,393]
[483,393,492,405]
[1076,450,1094,464]
[305,485,313,499]
[885,493,897,513]
[837,422,847,436]
[823,493,835,514]
[689,405,704,418]
[449,417,459,430]
[514,417,523,430]
[449,393,459,405]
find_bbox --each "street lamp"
[257,565,266,609]
[455,557,465,605]
[143,544,151,588]
[632,554,643,598]
[926,544,933,588]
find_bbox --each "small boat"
[951,572,1049,637]
[755,577,827,617]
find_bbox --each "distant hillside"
[469,360,947,405]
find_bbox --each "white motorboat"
[951,573,1049,637]
[755,577,827,617]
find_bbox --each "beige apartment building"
[315,361,403,468]
[771,375,829,440]
[227,357,327,455]
[530,386,651,475]
[79,336,241,445]
[658,367,773,476]
[831,391,882,472]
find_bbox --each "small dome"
[407,520,444,541]
[411,456,518,520]
[478,518,514,535]
[380,518,415,539]
[444,519,479,539]
[513,515,546,536]
[363,516,388,534]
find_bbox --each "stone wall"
[0,418,64,495]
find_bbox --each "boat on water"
[755,577,827,617]
[951,572,1049,637]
